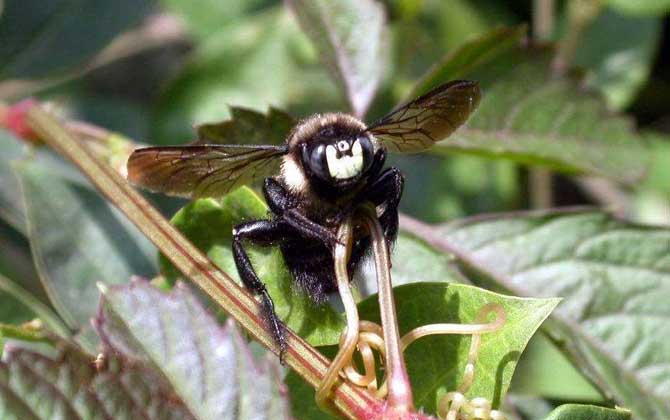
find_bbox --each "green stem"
[25,106,385,420]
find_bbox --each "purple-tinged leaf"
[95,279,292,420]
[0,341,193,420]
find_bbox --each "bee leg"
[264,178,340,248]
[232,219,292,362]
[366,167,404,245]
[263,178,292,214]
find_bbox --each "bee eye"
[301,143,331,181]
[356,135,375,171]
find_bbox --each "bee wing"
[127,144,287,198]
[366,80,481,153]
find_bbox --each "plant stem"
[533,0,555,41]
[553,0,602,74]
[361,205,414,412]
[317,218,360,410]
[25,106,384,420]
[530,0,555,209]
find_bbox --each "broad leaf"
[159,187,345,346]
[543,404,632,420]
[431,209,670,420]
[603,0,670,16]
[287,0,388,117]
[287,283,557,418]
[95,279,291,420]
[572,9,662,109]
[14,160,155,338]
[0,0,151,80]
[411,27,650,184]
[196,106,295,145]
[0,339,193,420]
[358,283,558,414]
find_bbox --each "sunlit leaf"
[359,283,558,413]
[287,0,388,117]
[287,283,557,418]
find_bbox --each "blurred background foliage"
[0,0,669,419]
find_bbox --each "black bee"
[127,80,481,357]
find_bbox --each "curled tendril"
[335,303,508,419]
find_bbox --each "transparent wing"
[367,80,481,153]
[126,144,287,198]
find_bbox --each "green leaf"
[0,338,194,420]
[0,130,27,232]
[159,187,345,346]
[357,232,467,298]
[357,283,558,414]
[433,209,670,420]
[0,323,51,344]
[0,0,151,80]
[152,8,340,145]
[603,0,670,16]
[196,106,295,145]
[572,8,662,109]
[287,0,388,117]
[410,25,527,98]
[287,283,557,418]
[159,0,265,40]
[14,160,156,338]
[412,27,649,184]
[512,334,603,401]
[95,279,291,420]
[642,134,670,195]
[0,273,69,337]
[543,404,632,420]
[393,153,520,223]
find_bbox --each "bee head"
[281,113,377,196]
[301,133,374,187]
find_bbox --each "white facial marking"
[326,140,364,180]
